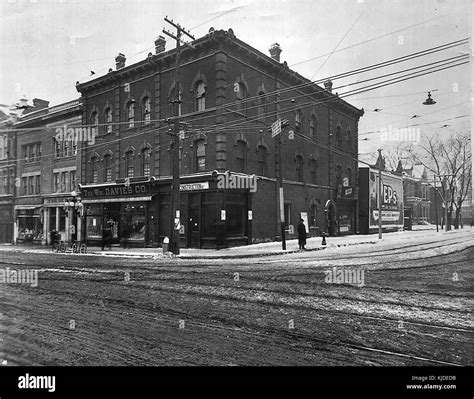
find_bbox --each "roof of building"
[76,28,363,118]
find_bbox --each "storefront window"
[120,203,146,241]
[86,204,103,239]
[17,210,43,242]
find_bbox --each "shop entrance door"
[187,193,201,248]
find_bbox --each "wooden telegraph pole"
[163,17,195,255]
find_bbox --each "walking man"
[298,218,307,250]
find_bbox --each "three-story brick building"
[14,99,82,245]
[75,28,364,248]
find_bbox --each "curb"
[0,240,378,260]
[89,240,378,259]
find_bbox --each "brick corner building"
[75,28,364,249]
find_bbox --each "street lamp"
[423,91,436,105]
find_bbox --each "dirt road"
[0,230,472,366]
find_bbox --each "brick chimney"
[19,97,28,108]
[32,98,49,109]
[324,80,333,92]
[154,36,166,54]
[269,43,282,62]
[115,53,126,70]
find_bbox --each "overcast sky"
[0,0,471,157]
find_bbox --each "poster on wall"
[369,170,404,229]
[300,212,309,233]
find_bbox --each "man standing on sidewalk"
[298,219,307,251]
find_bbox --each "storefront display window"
[17,209,43,243]
[120,203,146,242]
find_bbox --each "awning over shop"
[82,196,152,204]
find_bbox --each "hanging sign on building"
[179,182,209,191]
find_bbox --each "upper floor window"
[310,115,317,138]
[236,140,247,173]
[91,111,99,135]
[125,151,134,178]
[22,143,41,163]
[195,81,206,112]
[257,145,267,176]
[257,91,266,121]
[1,170,6,195]
[90,157,98,184]
[104,154,112,182]
[0,135,6,159]
[69,170,76,192]
[21,174,40,195]
[346,128,352,147]
[105,108,113,134]
[127,102,135,128]
[295,109,303,132]
[143,98,151,124]
[169,88,182,116]
[142,148,151,177]
[235,82,248,115]
[336,125,342,142]
[310,158,317,184]
[295,155,304,182]
[195,140,206,172]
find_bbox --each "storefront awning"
[82,196,152,204]
[14,205,42,210]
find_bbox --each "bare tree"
[415,130,471,230]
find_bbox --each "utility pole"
[276,122,286,251]
[163,17,195,255]
[433,181,439,232]
[377,148,383,239]
[269,117,288,250]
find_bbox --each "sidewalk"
[1,225,465,260]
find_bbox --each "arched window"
[257,91,266,121]
[195,140,206,172]
[235,82,248,114]
[127,102,135,128]
[143,97,151,124]
[169,87,182,116]
[295,154,304,182]
[336,125,342,142]
[104,154,112,182]
[91,111,99,135]
[257,145,267,175]
[295,109,303,132]
[310,158,317,184]
[90,156,98,184]
[310,115,317,138]
[105,108,113,134]
[236,140,247,173]
[195,81,206,111]
[125,151,134,178]
[142,148,151,177]
[346,128,352,147]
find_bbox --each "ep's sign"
[383,184,398,205]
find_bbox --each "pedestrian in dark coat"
[298,219,307,250]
